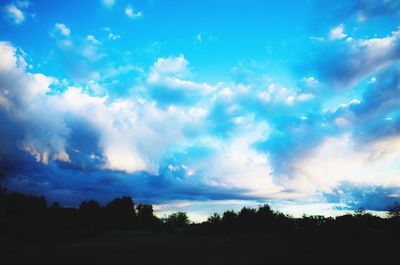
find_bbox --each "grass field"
[2,229,398,265]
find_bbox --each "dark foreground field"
[1,188,400,264]
[2,229,399,265]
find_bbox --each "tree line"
[1,186,400,246]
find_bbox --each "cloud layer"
[1,0,400,216]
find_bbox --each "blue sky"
[1,0,400,221]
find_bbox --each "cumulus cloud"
[0,41,69,166]
[0,42,137,174]
[148,56,190,82]
[147,56,220,106]
[2,36,400,213]
[252,132,398,211]
[351,67,400,120]
[201,124,282,197]
[290,135,400,194]
[200,71,323,177]
[1,42,268,205]
[258,83,314,105]
[271,65,400,197]
[309,28,400,87]
[326,66,400,147]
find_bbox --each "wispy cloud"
[328,24,347,40]
[101,0,115,8]
[54,23,71,37]
[87,35,101,45]
[3,1,30,25]
[125,5,142,19]
[108,32,120,40]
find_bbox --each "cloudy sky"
[1,0,400,221]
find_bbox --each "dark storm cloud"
[324,182,400,211]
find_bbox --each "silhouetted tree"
[166,212,190,228]
[137,203,158,228]
[3,185,400,259]
[202,213,222,234]
[51,202,61,209]
[137,203,154,220]
[105,196,136,229]
[297,215,327,231]
[237,207,257,231]
[80,200,101,212]
[78,200,102,230]
[222,210,237,232]
[207,213,222,225]
[2,192,46,216]
[106,196,135,216]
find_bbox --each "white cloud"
[2,40,400,208]
[320,27,400,87]
[5,4,24,24]
[108,32,120,40]
[289,134,400,196]
[0,42,19,71]
[218,88,234,98]
[329,24,347,40]
[341,29,400,84]
[101,0,115,7]
[0,42,53,97]
[4,1,30,25]
[41,83,208,174]
[302,76,320,89]
[148,56,218,94]
[125,6,142,19]
[0,42,69,165]
[103,64,144,79]
[51,29,106,68]
[80,44,105,61]
[202,125,282,197]
[149,56,189,81]
[258,83,313,105]
[54,23,71,37]
[86,35,100,45]
[358,30,400,63]
[0,42,152,173]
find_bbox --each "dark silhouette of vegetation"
[165,212,190,227]
[1,187,400,264]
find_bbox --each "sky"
[1,0,400,221]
